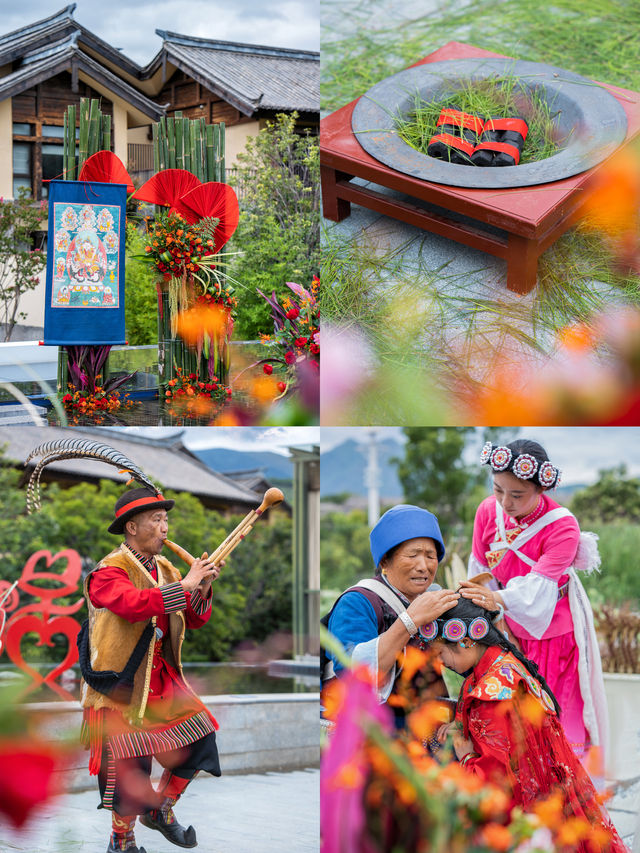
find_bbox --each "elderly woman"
[325,504,459,726]
[459,438,608,763]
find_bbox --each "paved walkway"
[1,766,637,851]
[0,769,319,853]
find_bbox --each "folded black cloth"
[471,116,529,166]
[77,618,155,704]
[427,107,484,165]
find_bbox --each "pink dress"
[470,493,588,755]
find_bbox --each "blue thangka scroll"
[43,179,127,345]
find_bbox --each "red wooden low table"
[321,41,640,294]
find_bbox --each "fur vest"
[80,545,187,723]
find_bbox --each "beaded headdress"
[419,613,493,643]
[480,442,561,489]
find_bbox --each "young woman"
[431,599,627,853]
[459,439,608,761]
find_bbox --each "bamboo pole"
[102,114,111,152]
[78,98,90,170]
[167,117,176,169]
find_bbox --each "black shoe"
[106,844,147,853]
[140,810,197,848]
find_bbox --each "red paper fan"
[79,151,134,194]
[132,169,202,207]
[173,183,240,252]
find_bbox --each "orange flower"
[438,761,485,794]
[581,148,640,236]
[531,790,564,828]
[478,786,510,819]
[556,816,592,847]
[407,701,450,741]
[398,645,430,683]
[480,822,512,852]
[556,322,598,352]
[321,679,345,722]
[250,375,279,404]
[517,693,547,728]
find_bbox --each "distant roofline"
[0,3,76,47]
[155,30,319,61]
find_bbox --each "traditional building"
[0,5,319,334]
[0,5,319,200]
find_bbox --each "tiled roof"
[156,31,320,116]
[6,426,262,510]
[0,5,163,119]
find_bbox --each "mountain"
[192,448,293,481]
[320,437,405,498]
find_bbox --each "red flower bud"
[285,351,296,365]
[263,364,273,375]
[277,381,286,393]
[286,308,300,320]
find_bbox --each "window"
[11,123,79,199]
[12,141,32,197]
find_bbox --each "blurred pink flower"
[321,666,392,853]
[321,325,373,419]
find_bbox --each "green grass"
[396,76,560,164]
[322,0,640,112]
[321,0,640,423]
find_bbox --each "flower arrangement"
[61,383,135,424]
[60,345,136,422]
[164,366,232,422]
[258,276,320,397]
[321,635,618,853]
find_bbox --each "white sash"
[491,502,573,567]
[492,500,609,759]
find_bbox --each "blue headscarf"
[369,504,445,568]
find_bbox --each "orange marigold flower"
[407,701,450,741]
[556,816,592,847]
[399,645,431,683]
[480,822,512,852]
[531,791,564,827]
[556,322,597,352]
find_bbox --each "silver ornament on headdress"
[25,439,159,513]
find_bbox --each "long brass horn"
[163,487,284,568]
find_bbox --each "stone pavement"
[1,765,637,851]
[0,768,319,853]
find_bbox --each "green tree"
[125,222,158,345]
[570,465,640,524]
[393,428,482,531]
[0,190,47,341]
[228,113,320,339]
[320,509,372,602]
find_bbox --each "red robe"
[457,647,627,853]
[82,558,217,775]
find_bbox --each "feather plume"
[25,439,158,513]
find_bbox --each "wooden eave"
[0,45,164,121]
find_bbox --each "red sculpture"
[0,549,84,701]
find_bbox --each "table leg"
[506,234,540,294]
[321,164,352,221]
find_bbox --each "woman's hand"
[436,722,455,744]
[452,730,475,761]
[407,588,460,628]
[458,580,503,613]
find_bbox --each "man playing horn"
[80,487,222,853]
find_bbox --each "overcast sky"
[111,426,320,455]
[320,427,640,486]
[1,0,319,65]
